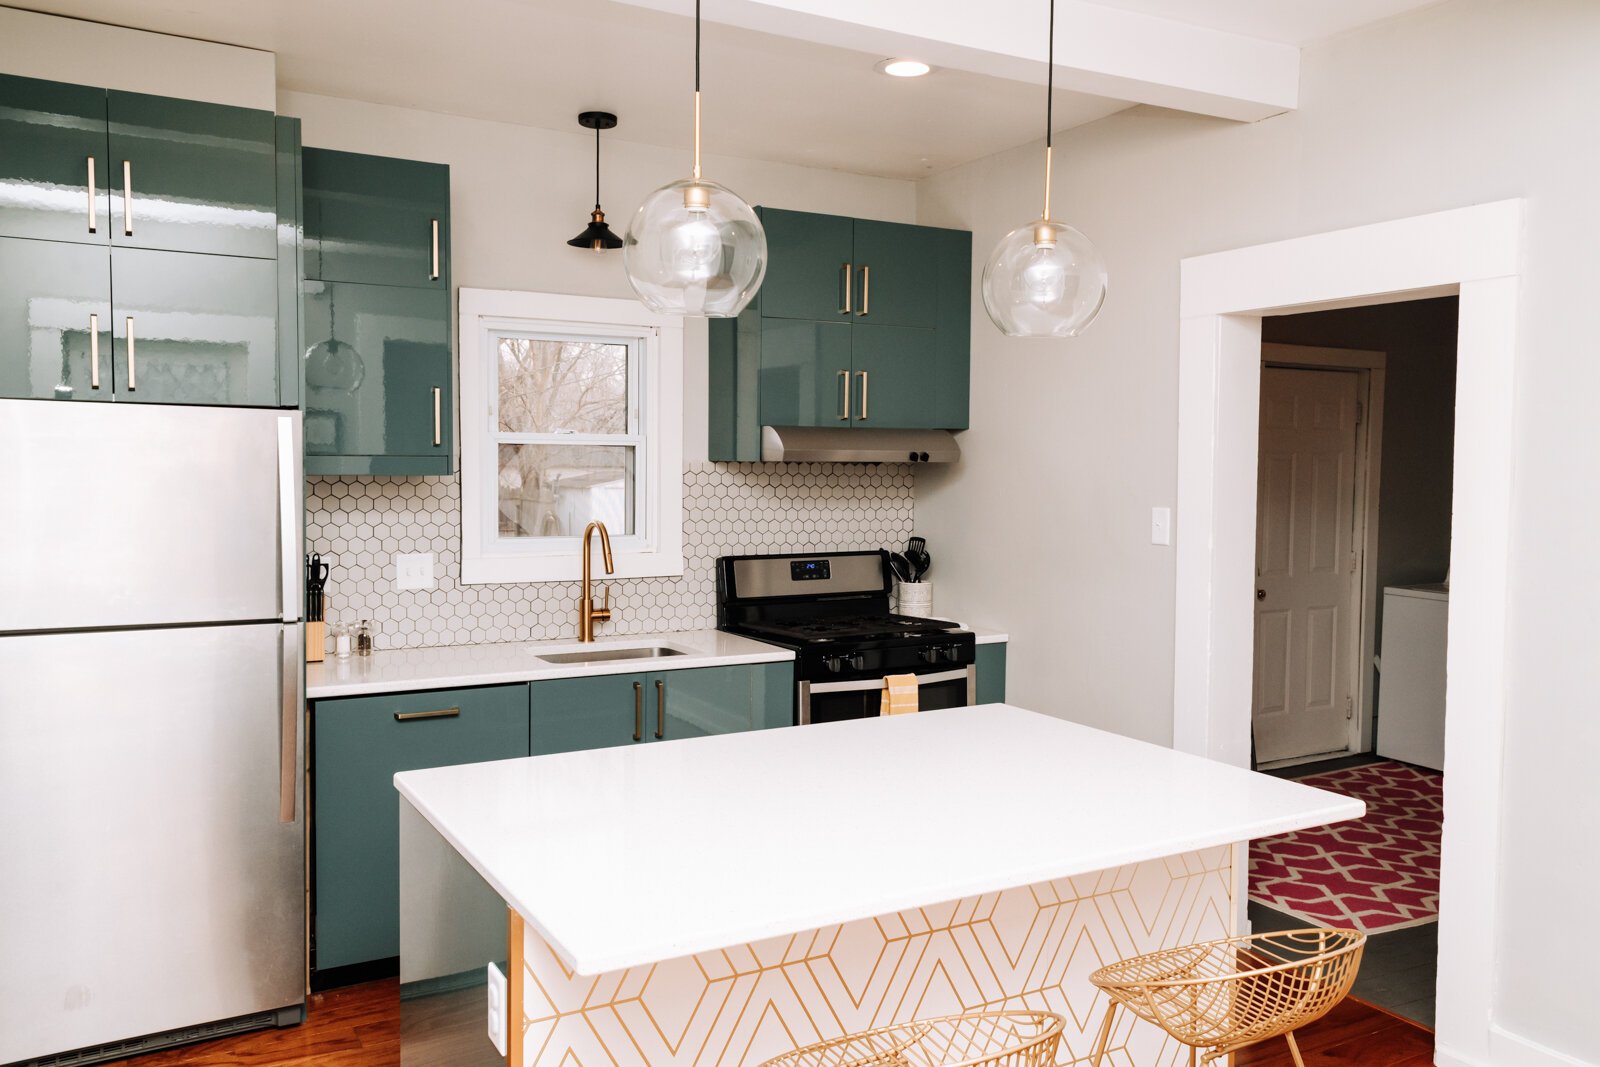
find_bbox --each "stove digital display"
[790,559,831,581]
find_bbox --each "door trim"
[1174,199,1522,1067]
[1259,345,1387,761]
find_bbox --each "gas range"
[716,551,977,722]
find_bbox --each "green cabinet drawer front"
[530,672,651,756]
[757,208,853,321]
[975,643,1007,704]
[653,662,794,741]
[758,318,853,428]
[0,237,112,401]
[312,684,530,971]
[303,148,449,290]
[302,281,451,463]
[110,248,278,406]
[107,91,276,259]
[850,323,955,429]
[851,219,943,330]
[0,74,109,244]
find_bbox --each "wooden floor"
[100,979,1436,1066]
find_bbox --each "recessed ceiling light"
[876,58,932,78]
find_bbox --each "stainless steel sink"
[538,646,687,664]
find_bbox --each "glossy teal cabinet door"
[758,318,853,428]
[850,324,955,429]
[110,248,278,406]
[529,672,651,755]
[107,91,276,259]
[303,148,449,290]
[302,281,452,473]
[0,74,109,244]
[0,238,112,401]
[851,219,943,330]
[757,208,853,321]
[975,642,1007,704]
[312,684,529,973]
[650,663,793,741]
[275,117,304,409]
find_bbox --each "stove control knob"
[941,646,961,663]
[823,655,844,674]
[847,653,867,671]
[919,646,940,664]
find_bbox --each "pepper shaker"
[355,619,374,657]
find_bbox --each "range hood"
[760,426,960,464]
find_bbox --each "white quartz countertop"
[307,629,792,699]
[395,704,1363,975]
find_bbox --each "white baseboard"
[1436,1044,1487,1067]
[1487,1026,1598,1067]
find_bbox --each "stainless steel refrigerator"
[0,400,305,1064]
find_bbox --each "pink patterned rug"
[1250,760,1443,934]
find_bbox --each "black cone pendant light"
[568,111,624,251]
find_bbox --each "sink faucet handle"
[601,583,611,612]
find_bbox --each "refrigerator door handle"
[279,623,302,824]
[277,415,300,623]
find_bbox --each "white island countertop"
[395,704,1362,975]
[307,628,792,699]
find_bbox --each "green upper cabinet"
[110,248,279,406]
[107,91,277,259]
[0,74,109,244]
[275,117,304,409]
[303,148,448,290]
[709,207,971,460]
[0,237,112,401]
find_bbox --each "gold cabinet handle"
[89,314,100,389]
[86,156,97,233]
[394,707,461,722]
[432,386,442,446]
[839,261,852,315]
[655,679,665,739]
[857,265,870,317]
[633,681,643,742]
[857,370,868,421]
[125,317,136,391]
[122,160,132,236]
[838,369,850,421]
[430,219,440,281]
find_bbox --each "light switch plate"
[1151,507,1172,546]
[396,552,436,590]
[486,962,508,1056]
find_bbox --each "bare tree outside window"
[495,337,639,538]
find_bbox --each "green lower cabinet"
[0,73,110,244]
[311,684,530,973]
[110,248,279,406]
[0,237,112,401]
[530,662,793,755]
[302,280,452,474]
[975,642,1008,705]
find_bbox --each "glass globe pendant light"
[623,0,766,317]
[981,0,1107,337]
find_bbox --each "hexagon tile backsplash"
[305,463,915,651]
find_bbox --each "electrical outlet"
[486,962,508,1056]
[395,552,435,590]
[1151,507,1172,546]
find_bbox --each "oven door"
[797,666,977,725]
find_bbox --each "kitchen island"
[395,705,1362,1066]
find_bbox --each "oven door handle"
[805,668,972,694]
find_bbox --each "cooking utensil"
[890,552,914,584]
[905,537,930,581]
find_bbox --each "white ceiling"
[13,0,1446,180]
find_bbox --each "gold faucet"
[579,520,615,642]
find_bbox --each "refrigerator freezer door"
[0,401,302,632]
[0,623,305,1063]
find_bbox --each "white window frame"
[458,288,683,584]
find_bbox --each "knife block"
[305,620,326,663]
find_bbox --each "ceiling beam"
[616,0,1298,122]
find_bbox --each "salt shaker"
[330,622,353,658]
[355,619,374,657]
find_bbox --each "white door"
[1253,367,1361,764]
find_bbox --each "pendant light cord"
[692,0,703,181]
[594,125,601,210]
[1042,0,1054,221]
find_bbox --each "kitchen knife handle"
[839,262,852,315]
[86,156,97,233]
[838,369,850,421]
[655,679,665,739]
[633,681,644,742]
[89,314,100,389]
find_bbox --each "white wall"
[280,91,917,464]
[0,6,275,109]
[914,1,1599,1062]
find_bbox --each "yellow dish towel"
[879,673,920,716]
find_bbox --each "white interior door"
[1253,367,1361,764]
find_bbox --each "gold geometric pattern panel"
[519,847,1234,1066]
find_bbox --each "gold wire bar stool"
[758,1010,1064,1067]
[1087,928,1365,1067]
